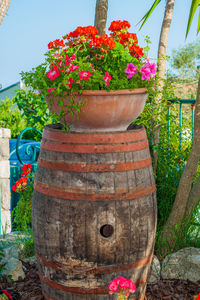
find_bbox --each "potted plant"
[21,20,156,132]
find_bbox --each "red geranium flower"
[22,163,32,172]
[108,20,131,32]
[48,39,65,49]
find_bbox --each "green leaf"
[198,4,200,34]
[186,0,200,37]
[138,0,162,30]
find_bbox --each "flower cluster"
[21,20,156,123]
[11,163,32,193]
[108,276,136,299]
[44,20,156,94]
[194,293,200,299]
[12,164,35,231]
[0,290,12,299]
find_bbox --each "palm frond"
[138,0,162,30]
[186,0,200,37]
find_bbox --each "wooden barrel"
[32,124,157,300]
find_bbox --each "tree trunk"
[162,76,200,234]
[186,173,200,217]
[0,0,11,25]
[152,0,175,172]
[94,0,108,35]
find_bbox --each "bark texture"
[0,0,11,24]
[94,0,108,35]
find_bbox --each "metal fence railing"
[167,98,196,150]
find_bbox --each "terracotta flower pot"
[46,88,148,132]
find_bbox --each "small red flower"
[22,163,32,172]
[48,39,65,49]
[108,20,131,32]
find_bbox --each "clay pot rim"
[76,88,147,96]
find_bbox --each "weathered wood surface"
[32,124,157,300]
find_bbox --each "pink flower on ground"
[104,71,112,86]
[79,70,92,81]
[108,277,137,299]
[47,88,56,93]
[70,64,79,72]
[46,66,60,81]
[124,63,137,79]
[118,277,130,289]
[139,59,157,81]
[108,279,119,292]
[129,280,137,293]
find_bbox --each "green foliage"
[0,246,6,279]
[15,229,34,259]
[14,89,52,134]
[155,217,200,261]
[170,39,200,79]
[0,98,27,138]
[0,90,52,139]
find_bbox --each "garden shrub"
[0,98,27,139]
[14,89,52,140]
[135,75,200,257]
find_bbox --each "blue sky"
[0,0,199,89]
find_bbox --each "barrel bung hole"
[100,224,114,238]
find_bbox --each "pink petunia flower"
[46,66,60,81]
[66,78,74,88]
[65,53,76,66]
[70,53,76,61]
[47,88,57,93]
[139,59,157,81]
[124,63,137,79]
[104,71,112,86]
[79,70,92,81]
[70,64,79,72]
[65,55,71,66]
